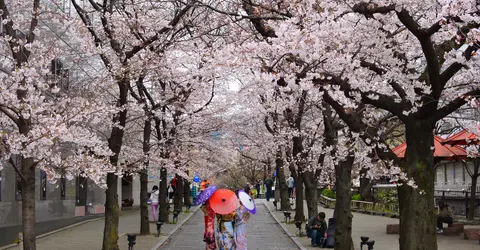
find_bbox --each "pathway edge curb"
[151,206,201,250]
[262,200,308,250]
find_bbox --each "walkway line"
[151,205,201,250]
[263,200,307,250]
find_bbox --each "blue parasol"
[194,184,217,206]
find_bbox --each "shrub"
[321,188,336,199]
[351,194,361,201]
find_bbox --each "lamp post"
[294,221,303,236]
[173,209,181,223]
[360,237,375,250]
[127,234,136,250]
[283,211,291,223]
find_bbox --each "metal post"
[465,191,469,219]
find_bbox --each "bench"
[448,223,464,233]
[464,228,480,240]
[386,224,400,234]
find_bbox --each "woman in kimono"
[201,201,216,250]
[216,211,236,250]
[234,198,250,250]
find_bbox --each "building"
[0,162,141,247]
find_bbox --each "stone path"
[158,202,299,249]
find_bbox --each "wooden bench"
[386,224,400,234]
[448,223,464,233]
[464,228,480,240]
[443,227,461,236]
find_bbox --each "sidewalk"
[264,200,480,250]
[4,206,198,250]
[159,199,299,249]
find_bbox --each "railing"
[435,182,480,193]
[319,195,399,215]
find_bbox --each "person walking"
[243,183,250,195]
[254,181,261,198]
[201,201,217,250]
[234,195,250,250]
[287,176,294,198]
[216,211,236,250]
[149,185,160,221]
[264,175,274,201]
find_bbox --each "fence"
[318,195,399,215]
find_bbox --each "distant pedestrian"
[264,175,274,201]
[287,176,294,198]
[149,186,159,221]
[244,183,251,195]
[255,181,261,197]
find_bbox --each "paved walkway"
[264,200,480,250]
[6,207,195,250]
[159,202,299,249]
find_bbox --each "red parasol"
[209,189,238,215]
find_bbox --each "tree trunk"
[359,176,374,202]
[159,168,168,222]
[334,156,354,250]
[140,118,152,235]
[139,169,149,234]
[184,178,192,207]
[397,121,437,250]
[20,157,36,250]
[292,167,305,222]
[103,79,128,250]
[276,148,291,210]
[102,173,119,250]
[303,171,318,219]
[468,175,478,220]
[468,158,479,220]
[174,174,184,211]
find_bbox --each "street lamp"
[283,211,291,223]
[127,234,136,250]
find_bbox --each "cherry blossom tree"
[0,1,116,249]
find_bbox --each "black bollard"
[156,221,164,237]
[127,234,136,250]
[295,221,303,236]
[283,211,291,223]
[360,236,369,250]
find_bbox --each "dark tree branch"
[124,4,193,59]
[242,0,277,38]
[435,88,480,121]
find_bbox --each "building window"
[15,173,22,201]
[40,170,47,200]
[60,171,66,200]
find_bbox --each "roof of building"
[392,135,467,160]
[443,129,480,146]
